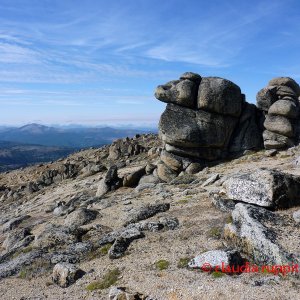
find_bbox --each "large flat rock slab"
[223,168,300,209]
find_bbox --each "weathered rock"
[145,163,156,175]
[169,174,197,185]
[229,103,264,153]
[147,147,157,157]
[96,179,110,198]
[180,72,202,83]
[276,85,298,99]
[268,77,300,96]
[52,263,84,288]
[197,77,243,117]
[108,236,132,259]
[2,215,30,233]
[126,216,179,232]
[80,163,106,177]
[264,114,294,138]
[53,202,71,216]
[165,143,222,160]
[263,130,294,149]
[158,216,179,230]
[26,182,39,194]
[188,249,244,272]
[96,166,122,197]
[293,210,300,223]
[64,208,98,228]
[160,150,182,172]
[264,149,278,157]
[185,162,203,174]
[202,174,220,187]
[124,203,170,226]
[268,100,299,119]
[34,224,78,249]
[258,77,300,150]
[100,227,145,259]
[160,103,237,150]
[123,167,146,187]
[224,203,295,265]
[256,86,277,112]
[211,196,236,212]
[138,175,160,185]
[224,168,300,209]
[157,161,178,182]
[135,183,156,193]
[0,250,42,279]
[2,228,34,252]
[155,79,198,108]
[109,286,150,300]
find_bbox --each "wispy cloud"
[0,0,299,124]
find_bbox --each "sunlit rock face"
[154,72,263,181]
[256,77,300,149]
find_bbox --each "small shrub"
[208,227,222,239]
[155,260,170,270]
[177,257,190,269]
[225,215,233,224]
[17,258,52,280]
[86,268,120,291]
[86,243,113,261]
[22,245,33,253]
[177,199,189,204]
[99,243,112,255]
[18,268,27,279]
[211,271,225,278]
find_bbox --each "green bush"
[155,259,170,270]
[177,257,190,268]
[86,268,120,291]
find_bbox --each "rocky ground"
[0,134,299,300]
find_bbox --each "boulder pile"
[257,77,300,149]
[154,72,263,181]
[154,73,300,182]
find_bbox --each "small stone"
[265,149,277,157]
[293,210,300,223]
[52,263,85,288]
[185,162,203,174]
[202,174,220,187]
[188,249,243,272]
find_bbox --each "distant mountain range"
[0,123,156,148]
[0,141,76,172]
[0,123,157,171]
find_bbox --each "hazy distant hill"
[0,141,76,172]
[0,123,156,148]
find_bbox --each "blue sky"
[1,0,300,126]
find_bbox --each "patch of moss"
[225,215,233,224]
[177,257,190,269]
[211,271,225,278]
[208,227,222,239]
[86,243,113,261]
[99,243,112,255]
[17,258,52,279]
[21,245,33,253]
[18,268,27,279]
[155,259,170,270]
[86,268,120,291]
[12,245,34,259]
[177,199,189,204]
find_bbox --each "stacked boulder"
[257,77,300,149]
[154,72,263,181]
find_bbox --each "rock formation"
[154,72,264,181]
[154,73,300,182]
[257,77,300,149]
